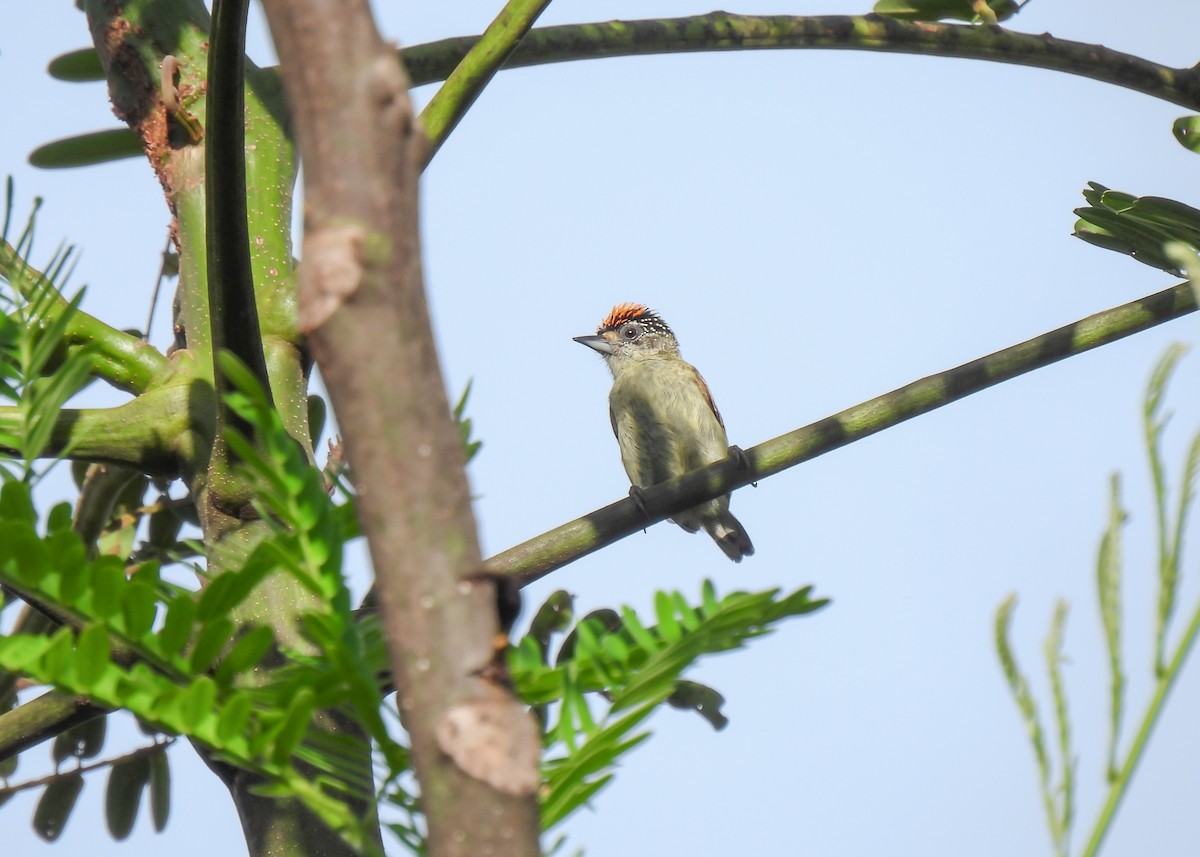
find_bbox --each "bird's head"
[574,303,680,371]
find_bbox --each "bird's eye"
[621,324,640,340]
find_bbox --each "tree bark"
[260,3,542,856]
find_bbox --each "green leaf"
[217,693,253,744]
[190,617,235,673]
[46,501,74,533]
[148,746,171,832]
[270,687,315,765]
[47,48,105,82]
[653,591,682,643]
[75,623,113,686]
[123,581,161,640]
[1074,186,1200,276]
[29,129,143,170]
[0,481,36,525]
[88,557,127,620]
[528,590,574,659]
[1173,116,1200,155]
[33,772,84,841]
[667,680,729,731]
[215,625,275,685]
[157,596,197,661]
[52,715,107,764]
[181,677,218,730]
[105,752,151,840]
[196,557,273,621]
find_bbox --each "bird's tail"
[706,511,754,562]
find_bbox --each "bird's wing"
[690,364,725,429]
[608,404,618,438]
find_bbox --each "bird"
[574,303,754,562]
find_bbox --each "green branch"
[0,384,195,475]
[418,0,553,167]
[0,240,167,394]
[401,14,1200,111]
[486,280,1198,584]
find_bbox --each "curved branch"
[401,14,1200,111]
[487,280,1198,585]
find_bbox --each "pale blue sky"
[3,2,1200,855]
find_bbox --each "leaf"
[1173,115,1200,155]
[29,129,143,170]
[217,693,254,744]
[157,596,197,661]
[270,687,315,765]
[47,48,105,82]
[0,480,36,525]
[667,680,729,731]
[180,677,218,731]
[122,581,161,640]
[215,625,275,685]
[33,772,84,841]
[1074,186,1200,276]
[52,715,107,764]
[529,590,574,659]
[190,618,235,673]
[148,746,171,831]
[105,752,151,840]
[75,623,113,686]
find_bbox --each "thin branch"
[0,690,107,763]
[485,281,1198,585]
[0,735,173,793]
[400,14,1200,111]
[418,0,553,168]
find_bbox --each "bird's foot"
[728,445,757,487]
[628,485,651,530]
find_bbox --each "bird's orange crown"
[599,302,659,332]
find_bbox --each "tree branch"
[261,3,541,856]
[418,0,553,168]
[0,385,192,476]
[485,280,1198,585]
[401,14,1200,111]
[0,690,106,763]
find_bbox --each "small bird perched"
[574,303,754,562]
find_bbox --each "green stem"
[0,383,195,475]
[1081,597,1200,857]
[418,0,553,167]
[485,281,1198,584]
